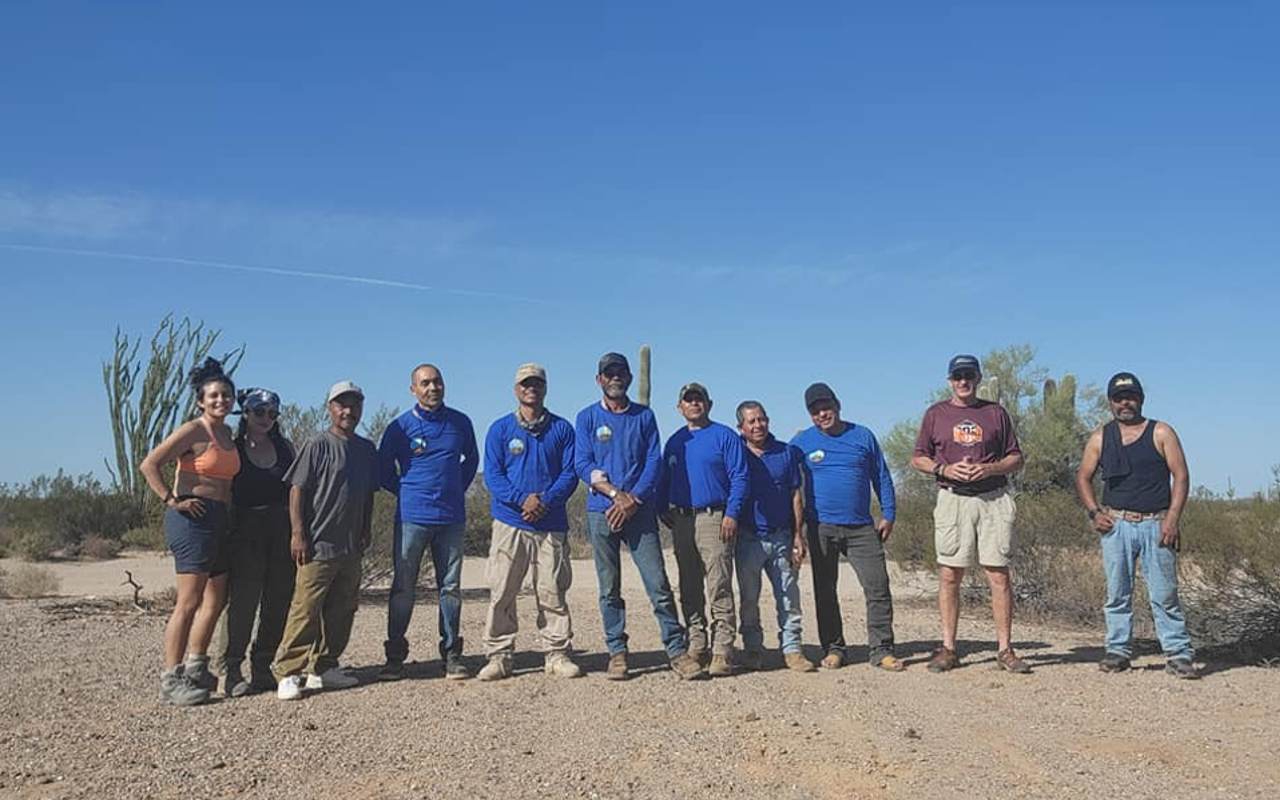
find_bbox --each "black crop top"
[232,437,294,508]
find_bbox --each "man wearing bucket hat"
[910,355,1029,675]
[658,381,749,677]
[274,380,379,700]
[476,363,582,682]
[1075,372,1197,679]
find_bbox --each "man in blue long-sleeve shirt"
[658,381,748,676]
[574,352,705,681]
[377,363,478,681]
[791,382,904,673]
[476,363,582,682]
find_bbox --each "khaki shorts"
[933,487,1016,568]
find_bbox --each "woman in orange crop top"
[140,357,242,707]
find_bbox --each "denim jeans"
[585,509,687,658]
[736,528,803,654]
[385,519,465,662]
[1100,517,1193,660]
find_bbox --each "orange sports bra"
[178,419,241,480]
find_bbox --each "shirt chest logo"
[595,425,613,443]
[667,454,678,468]
[953,421,983,446]
[508,438,526,456]
[410,436,428,456]
[807,449,826,464]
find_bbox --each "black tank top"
[1100,420,1171,513]
[232,437,294,508]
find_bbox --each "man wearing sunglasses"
[574,352,705,681]
[1075,372,1197,679]
[658,382,749,677]
[911,354,1028,674]
[377,363,479,681]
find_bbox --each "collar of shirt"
[599,398,631,414]
[413,404,447,422]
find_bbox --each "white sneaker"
[544,652,583,678]
[477,656,513,682]
[306,667,359,690]
[276,674,304,701]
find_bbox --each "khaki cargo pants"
[273,554,362,678]
[483,520,574,657]
[671,508,736,656]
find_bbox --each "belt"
[1103,507,1167,522]
[672,504,725,516]
[939,484,1008,499]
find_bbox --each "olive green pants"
[273,554,362,678]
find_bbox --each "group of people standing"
[141,350,1198,706]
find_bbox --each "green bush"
[0,471,143,559]
[122,524,166,551]
[11,526,61,561]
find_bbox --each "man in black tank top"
[1076,372,1197,679]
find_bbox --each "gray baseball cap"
[326,380,364,404]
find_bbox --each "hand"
[790,533,808,568]
[605,493,639,532]
[172,497,206,517]
[965,462,994,482]
[659,512,674,530]
[720,515,738,543]
[520,493,548,523]
[876,518,894,542]
[940,463,968,483]
[1160,517,1180,549]
[1092,511,1115,534]
[290,533,309,566]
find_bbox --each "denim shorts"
[164,497,231,575]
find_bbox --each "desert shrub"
[123,524,167,551]
[0,471,143,558]
[11,526,61,561]
[79,534,124,560]
[0,563,61,598]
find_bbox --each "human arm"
[1075,428,1114,533]
[459,415,479,493]
[790,486,807,567]
[138,421,207,516]
[721,432,749,541]
[483,422,526,505]
[377,422,404,495]
[870,434,896,541]
[1155,422,1189,547]
[541,422,579,509]
[288,484,309,565]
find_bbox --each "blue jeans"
[1100,517,1193,660]
[736,529,803,654]
[385,520,465,662]
[585,509,687,658]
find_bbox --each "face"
[328,393,363,433]
[1109,391,1144,422]
[411,366,445,409]
[808,399,839,433]
[596,365,632,400]
[245,405,280,435]
[738,406,770,446]
[515,376,547,407]
[948,370,981,402]
[198,380,235,420]
[678,392,710,424]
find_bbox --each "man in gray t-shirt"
[273,381,380,701]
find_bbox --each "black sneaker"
[444,654,471,681]
[377,660,405,682]
[1165,657,1199,680]
[1098,653,1131,673]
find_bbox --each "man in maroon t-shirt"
[910,354,1030,674]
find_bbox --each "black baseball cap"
[947,354,981,377]
[597,352,630,375]
[1107,372,1144,399]
[804,382,838,409]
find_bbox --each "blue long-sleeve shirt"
[742,436,803,535]
[790,422,896,525]
[574,401,662,513]
[378,404,479,525]
[483,412,577,532]
[659,422,749,520]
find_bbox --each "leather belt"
[1103,506,1167,522]
[672,504,725,516]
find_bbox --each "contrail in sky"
[0,242,547,305]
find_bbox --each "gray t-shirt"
[284,430,379,561]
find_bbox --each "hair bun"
[188,357,227,392]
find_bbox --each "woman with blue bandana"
[214,387,298,697]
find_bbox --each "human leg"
[384,519,430,664]
[671,512,708,654]
[586,511,628,655]
[430,522,467,660]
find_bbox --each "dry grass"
[0,563,62,598]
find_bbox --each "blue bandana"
[237,387,281,414]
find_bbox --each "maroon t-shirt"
[913,399,1021,495]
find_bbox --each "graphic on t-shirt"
[667,454,678,467]
[507,438,525,455]
[952,421,983,446]
[595,425,613,443]
[807,449,825,464]
[410,436,428,456]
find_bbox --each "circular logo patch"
[508,438,525,455]
[410,436,428,456]
[595,425,613,443]
[807,449,826,463]
[667,454,678,468]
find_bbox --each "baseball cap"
[804,382,838,409]
[947,354,982,377]
[326,380,364,404]
[514,363,547,384]
[1106,372,1144,399]
[678,382,710,402]
[238,387,280,412]
[597,352,630,374]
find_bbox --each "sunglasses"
[949,371,979,382]
[518,378,546,388]
[250,408,280,420]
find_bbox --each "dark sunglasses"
[251,408,280,420]
[949,371,979,382]
[518,377,546,388]
[681,393,707,404]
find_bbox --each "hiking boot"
[250,669,277,692]
[183,654,218,692]
[160,667,210,707]
[605,652,630,681]
[820,650,845,670]
[927,646,960,673]
[276,674,304,701]
[693,649,711,669]
[544,652,583,679]
[306,667,359,691]
[444,654,471,681]
[708,652,734,677]
[223,666,251,698]
[377,660,405,682]
[784,652,817,673]
[873,654,907,673]
[1098,653,1131,673]
[670,651,709,680]
[996,648,1032,675]
[1165,657,1200,680]
[739,650,763,672]
[477,656,514,682]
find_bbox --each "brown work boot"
[605,651,630,681]
[669,651,709,680]
[819,650,845,670]
[693,649,711,669]
[996,648,1032,674]
[927,646,960,673]
[739,649,763,671]
[708,652,734,677]
[873,654,907,672]
[784,652,817,672]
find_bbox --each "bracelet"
[933,463,945,478]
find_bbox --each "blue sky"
[2,2,1277,493]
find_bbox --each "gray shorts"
[164,498,230,575]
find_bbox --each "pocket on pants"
[933,495,961,558]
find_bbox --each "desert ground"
[1,552,1276,800]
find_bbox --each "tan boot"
[820,650,845,670]
[785,652,817,673]
[669,651,709,680]
[544,652,583,679]
[605,651,630,681]
[708,652,734,677]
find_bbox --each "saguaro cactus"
[637,344,652,406]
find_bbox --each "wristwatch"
[1087,508,1100,521]
[607,488,619,499]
